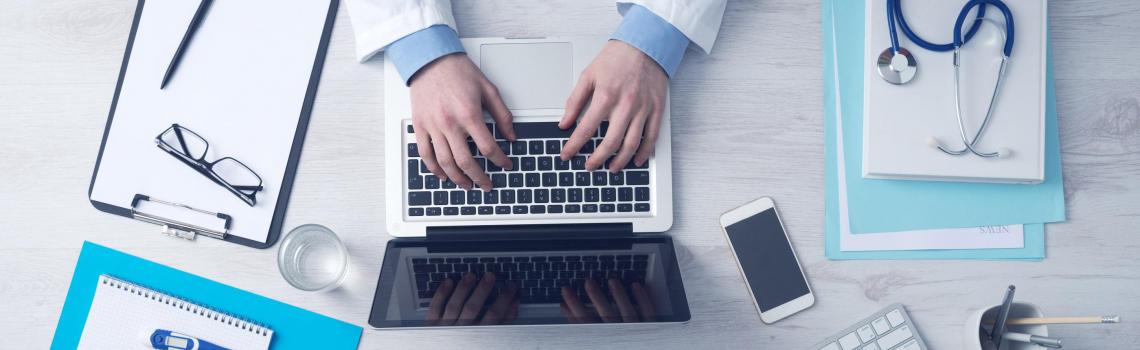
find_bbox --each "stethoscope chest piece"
[877,47,917,85]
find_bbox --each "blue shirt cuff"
[610,5,692,79]
[385,25,466,85]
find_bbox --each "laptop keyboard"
[410,253,650,305]
[404,121,652,219]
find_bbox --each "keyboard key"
[534,189,549,203]
[478,206,494,215]
[450,191,465,205]
[497,141,510,155]
[433,191,448,205]
[871,317,891,335]
[408,191,431,206]
[558,173,574,186]
[513,206,528,214]
[876,325,912,350]
[583,204,598,213]
[618,204,632,212]
[626,171,650,185]
[529,141,544,155]
[511,141,527,155]
[609,172,624,185]
[518,189,533,203]
[514,122,573,139]
[592,172,608,186]
[467,191,482,204]
[635,203,650,212]
[601,204,615,212]
[571,156,586,170]
[545,140,561,154]
[542,173,557,187]
[496,206,511,214]
[438,264,453,272]
[568,189,583,202]
[839,332,860,350]
[565,204,581,213]
[407,143,419,157]
[896,339,920,350]
[857,324,875,343]
[526,173,541,187]
[408,175,423,190]
[425,175,440,189]
[492,174,507,187]
[555,157,571,170]
[509,157,520,171]
[886,309,905,327]
[530,205,546,214]
[501,190,516,204]
[444,207,459,216]
[635,187,650,201]
[409,208,425,216]
[602,188,616,202]
[509,174,524,187]
[585,188,600,202]
[420,161,430,173]
[551,189,566,203]
[547,205,563,213]
[575,172,591,186]
[619,187,633,201]
[522,157,536,171]
[406,125,415,134]
[484,191,499,204]
[413,264,435,273]
[443,179,457,189]
[581,139,595,154]
[427,207,442,216]
[461,207,476,215]
[538,156,553,171]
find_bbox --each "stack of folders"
[822,0,1066,260]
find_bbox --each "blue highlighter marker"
[150,329,228,350]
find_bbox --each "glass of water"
[277,224,348,292]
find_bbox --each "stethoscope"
[876,0,1016,158]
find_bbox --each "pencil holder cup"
[964,302,1049,350]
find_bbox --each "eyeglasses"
[155,124,263,206]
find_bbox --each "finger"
[445,129,491,190]
[609,104,648,173]
[634,102,662,166]
[457,272,496,325]
[425,278,455,326]
[561,286,595,323]
[560,75,595,129]
[586,102,635,171]
[468,121,512,172]
[413,120,446,181]
[560,302,578,323]
[480,282,517,325]
[585,279,617,322]
[441,273,478,325]
[430,129,469,188]
[560,93,616,160]
[608,278,638,322]
[482,81,516,141]
[631,282,656,322]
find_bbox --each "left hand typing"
[558,40,668,173]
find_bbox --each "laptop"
[369,37,689,328]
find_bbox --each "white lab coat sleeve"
[343,0,458,62]
[616,0,727,53]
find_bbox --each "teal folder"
[823,0,1045,260]
[51,242,362,349]
[835,0,1066,235]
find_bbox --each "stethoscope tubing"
[887,0,987,54]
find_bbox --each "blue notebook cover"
[51,241,362,349]
[837,0,1066,234]
[823,0,1045,260]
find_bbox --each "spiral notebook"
[77,275,272,350]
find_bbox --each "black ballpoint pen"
[160,0,213,89]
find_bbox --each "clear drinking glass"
[277,224,348,292]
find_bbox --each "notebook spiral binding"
[99,275,271,336]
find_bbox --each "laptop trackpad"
[479,42,572,110]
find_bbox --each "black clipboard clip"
[130,194,232,241]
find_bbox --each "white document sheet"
[830,25,1025,251]
[89,0,332,243]
[78,275,272,350]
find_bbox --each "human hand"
[560,278,656,323]
[426,272,519,326]
[559,40,668,173]
[410,53,516,191]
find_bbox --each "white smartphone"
[720,197,815,324]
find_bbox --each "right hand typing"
[409,53,515,191]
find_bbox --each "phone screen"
[725,208,810,312]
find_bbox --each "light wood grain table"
[3,0,1138,348]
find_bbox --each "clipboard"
[87,0,338,248]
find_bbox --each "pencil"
[984,315,1120,325]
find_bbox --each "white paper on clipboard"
[89,0,332,244]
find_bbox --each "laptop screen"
[368,235,690,328]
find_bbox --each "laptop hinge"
[426,223,633,241]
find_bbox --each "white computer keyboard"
[812,303,928,350]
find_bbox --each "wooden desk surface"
[2,0,1138,348]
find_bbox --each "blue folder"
[823,0,1045,260]
[834,0,1066,235]
[51,242,362,349]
